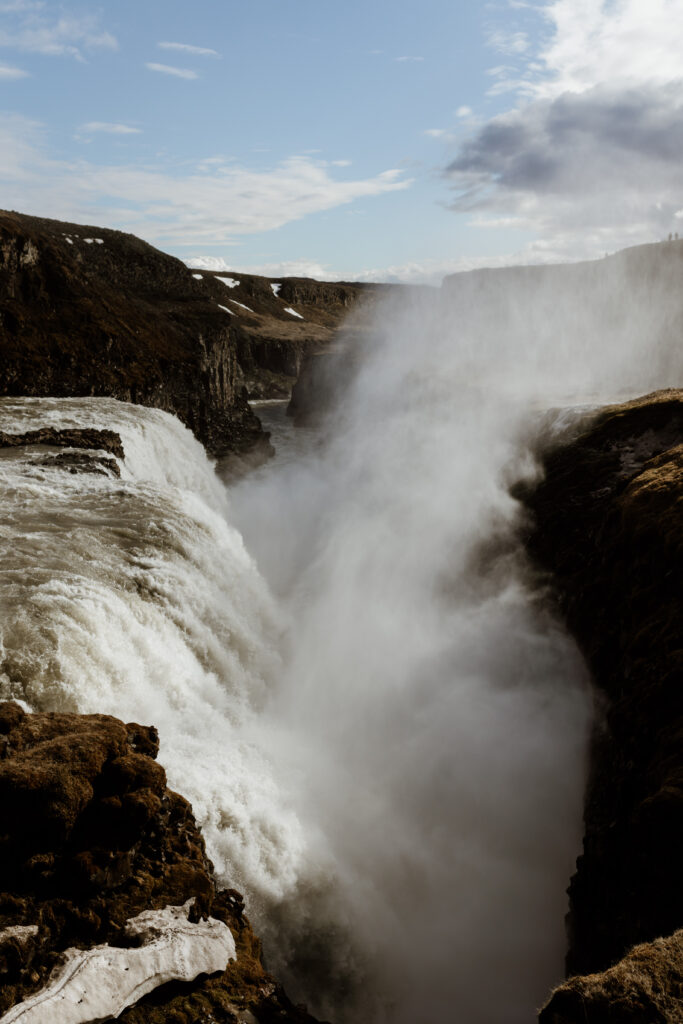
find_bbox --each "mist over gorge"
[1,204,682,1023]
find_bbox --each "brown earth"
[522,390,683,1020]
[0,701,325,1024]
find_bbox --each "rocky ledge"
[522,389,683,1021]
[0,428,124,478]
[0,702,324,1024]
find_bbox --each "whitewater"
[1,277,678,1023]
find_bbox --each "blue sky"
[2,0,683,280]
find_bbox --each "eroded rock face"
[0,212,262,457]
[523,390,683,1005]
[0,703,324,1024]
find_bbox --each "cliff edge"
[0,210,386,455]
[524,390,683,1021]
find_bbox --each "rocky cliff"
[190,271,389,400]
[0,701,324,1024]
[523,390,683,1021]
[0,211,266,457]
[0,210,385,455]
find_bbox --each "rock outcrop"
[540,930,683,1024]
[523,390,683,1019]
[0,702,323,1024]
[0,902,236,1024]
[0,427,124,477]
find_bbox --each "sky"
[1,0,683,281]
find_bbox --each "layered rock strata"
[0,211,269,457]
[523,390,683,1019]
[0,211,392,453]
[0,702,323,1024]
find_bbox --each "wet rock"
[38,452,121,477]
[0,428,124,460]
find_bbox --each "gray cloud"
[448,86,683,201]
[442,83,683,260]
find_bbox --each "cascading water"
[0,398,304,903]
[1,264,680,1023]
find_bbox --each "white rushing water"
[1,270,680,1023]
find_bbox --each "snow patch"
[0,902,235,1024]
[270,283,281,296]
[217,276,240,289]
[192,274,203,280]
[284,306,304,319]
[230,299,254,313]
[217,304,236,315]
[64,238,73,245]
[95,239,104,245]
[83,239,95,245]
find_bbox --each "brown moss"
[540,930,683,1023]
[0,701,325,1023]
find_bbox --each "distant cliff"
[524,390,683,1022]
[0,210,383,455]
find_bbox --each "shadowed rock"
[523,390,683,1017]
[0,428,124,460]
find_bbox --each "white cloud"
[146,62,198,80]
[424,128,448,138]
[0,114,411,247]
[534,0,683,97]
[444,0,683,260]
[186,257,339,279]
[0,62,28,77]
[183,253,552,286]
[0,6,116,58]
[79,122,141,135]
[456,106,472,118]
[488,29,529,55]
[395,55,424,62]
[331,159,352,166]
[0,2,45,11]
[158,41,220,57]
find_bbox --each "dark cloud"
[446,84,683,204]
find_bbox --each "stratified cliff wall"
[0,210,388,453]
[0,211,269,456]
[524,391,683,1021]
[0,701,323,1024]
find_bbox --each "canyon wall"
[0,210,387,455]
[524,391,683,1021]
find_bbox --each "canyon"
[0,211,682,1022]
